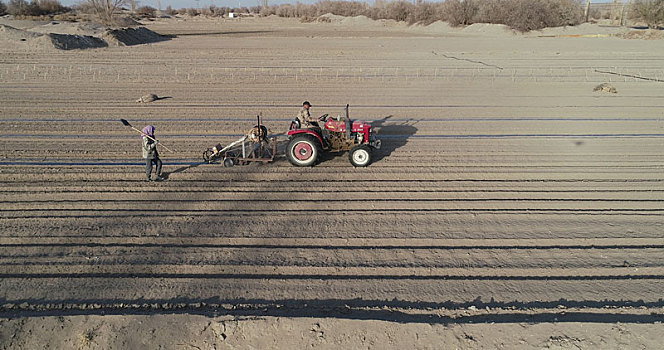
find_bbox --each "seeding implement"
[203,116,277,167]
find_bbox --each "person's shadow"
[371,115,418,163]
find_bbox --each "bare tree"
[85,0,127,24]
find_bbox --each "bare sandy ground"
[1,15,663,348]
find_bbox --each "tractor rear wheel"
[287,135,321,167]
[349,144,372,167]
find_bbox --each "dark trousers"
[146,157,162,179]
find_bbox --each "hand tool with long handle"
[120,119,175,153]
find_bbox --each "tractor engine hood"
[324,119,371,133]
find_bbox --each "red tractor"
[286,104,381,167]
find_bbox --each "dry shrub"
[72,1,95,14]
[36,0,66,14]
[316,0,366,17]
[6,0,31,15]
[442,0,479,26]
[455,0,583,31]
[630,0,664,29]
[53,12,79,21]
[474,0,508,24]
[164,5,176,15]
[295,3,318,18]
[200,5,229,17]
[273,3,317,18]
[274,4,294,17]
[505,0,584,31]
[410,2,446,25]
[82,0,126,25]
[587,7,606,21]
[6,0,67,16]
[0,1,7,15]
[135,5,156,18]
[299,15,317,22]
[384,1,414,22]
[185,7,199,16]
[259,6,272,16]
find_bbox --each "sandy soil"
[1,15,663,348]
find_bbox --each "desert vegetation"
[134,5,156,18]
[255,0,584,31]
[4,0,661,33]
[630,0,664,28]
[83,0,126,24]
[154,0,583,32]
[4,0,68,16]
[0,0,588,32]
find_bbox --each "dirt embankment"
[0,22,167,51]
[103,26,168,46]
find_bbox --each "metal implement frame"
[223,136,278,166]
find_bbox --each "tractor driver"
[296,101,321,131]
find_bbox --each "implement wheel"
[203,149,215,163]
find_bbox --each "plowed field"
[1,16,663,348]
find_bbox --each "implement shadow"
[162,162,203,180]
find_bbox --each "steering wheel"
[319,113,329,122]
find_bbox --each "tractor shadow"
[371,115,418,164]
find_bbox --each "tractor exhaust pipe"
[344,104,351,139]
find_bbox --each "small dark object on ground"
[593,83,617,93]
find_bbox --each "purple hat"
[141,125,155,138]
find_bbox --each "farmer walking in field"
[141,125,164,182]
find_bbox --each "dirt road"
[1,16,663,348]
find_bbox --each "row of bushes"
[2,0,661,31]
[147,0,582,31]
[268,0,664,30]
[117,0,664,30]
[256,0,585,31]
[128,5,244,19]
[0,0,68,16]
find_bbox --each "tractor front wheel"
[349,145,372,167]
[287,135,321,167]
